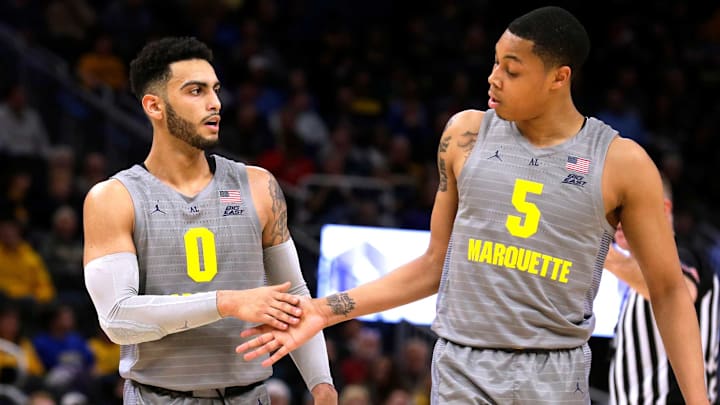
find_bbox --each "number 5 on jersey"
[506,179,544,238]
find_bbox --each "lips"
[488,92,500,109]
[203,115,221,129]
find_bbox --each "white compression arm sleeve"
[84,252,221,345]
[264,239,334,390]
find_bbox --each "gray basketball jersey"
[112,155,271,391]
[432,110,617,349]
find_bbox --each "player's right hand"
[217,281,302,330]
[236,296,328,367]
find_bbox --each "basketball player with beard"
[82,37,336,404]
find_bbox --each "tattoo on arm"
[438,158,448,192]
[437,135,451,192]
[457,131,477,158]
[268,176,289,245]
[326,293,355,317]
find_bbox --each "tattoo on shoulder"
[457,131,477,157]
[326,293,355,317]
[438,134,451,153]
[268,177,289,244]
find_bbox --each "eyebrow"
[179,80,221,90]
[498,54,523,64]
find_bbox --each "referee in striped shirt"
[605,177,720,404]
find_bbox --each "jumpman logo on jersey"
[487,150,502,161]
[151,203,166,214]
[574,381,584,394]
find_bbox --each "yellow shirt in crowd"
[0,242,56,303]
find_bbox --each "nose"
[208,91,221,113]
[488,65,500,88]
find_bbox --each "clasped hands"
[217,281,304,330]
[235,294,327,367]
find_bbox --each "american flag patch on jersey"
[219,189,242,203]
[566,155,590,174]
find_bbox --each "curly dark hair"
[507,6,590,75]
[129,36,214,100]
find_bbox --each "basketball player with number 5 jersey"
[237,6,708,405]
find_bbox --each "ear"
[550,66,572,90]
[141,94,163,120]
[663,197,673,217]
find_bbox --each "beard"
[165,101,219,150]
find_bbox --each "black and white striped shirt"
[609,247,720,404]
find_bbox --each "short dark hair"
[507,6,590,74]
[129,36,214,100]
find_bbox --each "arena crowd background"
[0,0,718,404]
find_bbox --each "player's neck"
[514,105,585,148]
[144,140,213,196]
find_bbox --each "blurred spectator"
[38,206,85,309]
[0,216,56,306]
[397,162,436,230]
[32,304,94,397]
[317,124,373,176]
[43,0,96,63]
[658,67,698,134]
[323,336,345,392]
[596,87,649,146]
[613,66,648,118]
[75,34,127,93]
[367,355,405,404]
[435,71,483,116]
[46,146,76,174]
[339,384,371,405]
[339,327,382,386]
[75,152,107,196]
[256,122,316,187]
[386,77,433,159]
[383,135,424,182]
[0,83,51,160]
[59,391,87,405]
[346,70,384,130]
[98,0,153,61]
[403,15,435,67]
[86,326,118,379]
[265,377,291,405]
[31,167,84,232]
[85,322,119,404]
[26,146,78,232]
[269,91,329,156]
[246,53,287,119]
[398,337,431,404]
[26,390,57,405]
[349,198,394,228]
[0,303,45,389]
[382,388,414,405]
[0,170,34,228]
[300,152,352,225]
[219,90,273,160]
[357,124,393,178]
